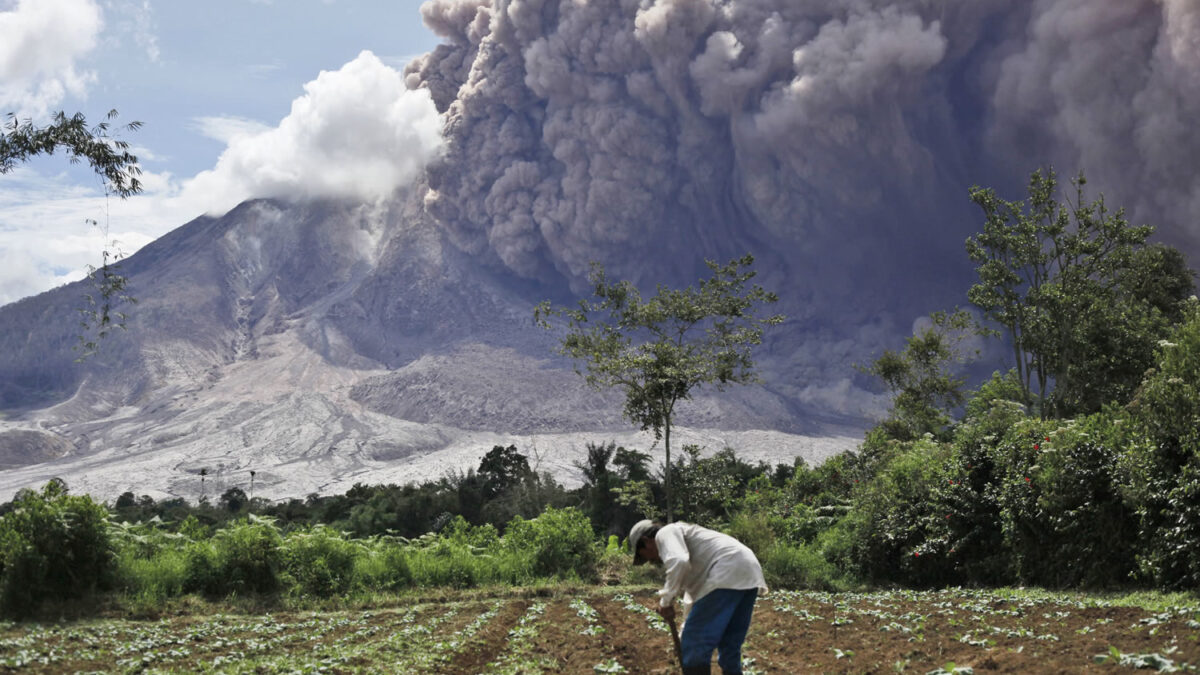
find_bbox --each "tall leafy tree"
[966,168,1194,417]
[477,444,533,500]
[535,254,783,521]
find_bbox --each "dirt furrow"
[593,591,680,674]
[438,598,530,674]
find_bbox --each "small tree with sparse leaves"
[535,254,783,522]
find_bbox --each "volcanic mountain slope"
[0,189,861,502]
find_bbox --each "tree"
[612,446,652,483]
[575,441,618,532]
[477,444,533,500]
[535,254,783,522]
[1,110,143,357]
[219,487,248,513]
[859,309,982,443]
[966,168,1194,417]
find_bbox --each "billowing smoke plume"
[406,0,1200,289]
[988,0,1200,252]
[402,0,1200,418]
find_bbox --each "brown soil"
[3,589,1198,674]
[504,598,615,671]
[435,599,530,674]
[592,590,682,674]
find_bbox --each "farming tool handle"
[666,614,684,673]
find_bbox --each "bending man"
[630,519,767,675]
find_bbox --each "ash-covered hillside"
[0,187,861,502]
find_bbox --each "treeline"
[94,442,764,541]
[829,297,1200,590]
[0,443,809,618]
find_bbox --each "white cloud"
[0,166,187,306]
[0,50,445,306]
[104,0,160,63]
[0,0,103,117]
[245,61,284,79]
[180,50,443,215]
[190,115,273,144]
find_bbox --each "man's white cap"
[629,519,655,564]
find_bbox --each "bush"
[117,547,188,604]
[761,541,850,592]
[183,517,282,596]
[112,523,191,603]
[0,480,114,617]
[725,510,775,559]
[504,507,597,580]
[1124,300,1200,587]
[941,378,1028,586]
[182,539,220,596]
[408,542,479,589]
[1029,414,1138,587]
[846,439,958,586]
[281,526,364,597]
[353,541,413,591]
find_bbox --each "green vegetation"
[535,254,783,522]
[966,169,1192,417]
[0,479,114,617]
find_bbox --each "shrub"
[735,476,822,547]
[1030,414,1138,587]
[0,480,114,617]
[725,510,775,559]
[942,378,1029,586]
[847,439,958,586]
[182,539,222,596]
[408,542,479,589]
[762,542,850,592]
[117,547,188,604]
[504,507,597,580]
[354,540,413,591]
[1124,300,1200,587]
[281,526,364,597]
[183,517,283,596]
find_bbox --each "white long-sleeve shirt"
[655,522,768,609]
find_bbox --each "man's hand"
[657,603,676,622]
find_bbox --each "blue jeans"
[680,588,758,673]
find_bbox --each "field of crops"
[1,587,1198,674]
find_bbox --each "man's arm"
[656,525,690,609]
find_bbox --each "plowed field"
[1,588,1198,673]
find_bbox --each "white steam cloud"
[185,50,444,215]
[0,0,102,117]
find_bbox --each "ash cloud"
[406,0,1200,287]
[987,0,1200,251]
[405,0,965,290]
[403,0,1200,420]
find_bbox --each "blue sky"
[0,0,442,305]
